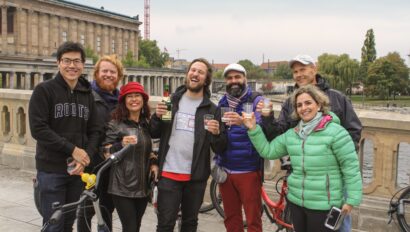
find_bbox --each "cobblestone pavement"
[0,164,282,232]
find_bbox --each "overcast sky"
[70,0,410,65]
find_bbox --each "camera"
[324,206,346,231]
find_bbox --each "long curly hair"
[111,96,151,123]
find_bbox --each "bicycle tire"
[397,187,410,232]
[199,202,215,213]
[210,179,225,218]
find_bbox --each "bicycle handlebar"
[48,144,132,225]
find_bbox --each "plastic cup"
[220,107,233,123]
[243,103,253,119]
[67,157,76,174]
[204,114,214,130]
[125,128,138,144]
[262,98,271,113]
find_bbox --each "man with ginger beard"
[76,55,123,232]
[216,63,264,232]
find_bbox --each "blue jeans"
[37,171,83,232]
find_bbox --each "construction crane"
[144,0,150,39]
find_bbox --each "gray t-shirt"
[163,93,203,174]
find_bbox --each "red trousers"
[219,171,262,232]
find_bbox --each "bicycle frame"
[41,145,132,232]
[261,177,293,230]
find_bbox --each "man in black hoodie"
[29,42,102,232]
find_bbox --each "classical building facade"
[0,0,141,59]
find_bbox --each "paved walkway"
[0,164,281,232]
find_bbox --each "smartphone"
[324,206,346,230]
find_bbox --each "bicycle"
[388,185,410,231]
[209,163,294,232]
[40,145,132,232]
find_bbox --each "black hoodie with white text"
[29,72,103,173]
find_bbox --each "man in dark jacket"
[259,54,362,232]
[77,55,123,232]
[29,42,102,231]
[150,58,227,232]
[216,63,264,232]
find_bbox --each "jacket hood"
[314,111,340,131]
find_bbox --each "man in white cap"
[259,54,362,232]
[215,63,264,232]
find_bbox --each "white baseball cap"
[289,54,316,68]
[223,63,247,77]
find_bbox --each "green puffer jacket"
[248,113,362,210]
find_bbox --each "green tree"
[85,46,99,64]
[139,39,169,68]
[273,63,292,80]
[366,52,409,99]
[122,51,149,68]
[237,59,266,80]
[360,29,377,81]
[318,53,360,93]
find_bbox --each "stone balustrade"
[1,91,409,231]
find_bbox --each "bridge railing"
[1,91,409,198]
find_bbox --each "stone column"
[129,31,136,58]
[117,28,123,58]
[103,25,109,54]
[24,72,30,90]
[69,18,78,42]
[17,8,28,55]
[86,21,94,49]
[49,15,58,51]
[1,6,8,54]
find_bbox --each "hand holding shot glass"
[204,114,220,135]
[220,107,233,123]
[262,98,272,114]
[243,103,253,119]
[123,128,138,145]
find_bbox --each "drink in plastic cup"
[67,157,76,174]
[243,103,253,119]
[125,128,138,144]
[262,98,271,113]
[220,107,233,123]
[204,114,214,130]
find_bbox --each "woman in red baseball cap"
[103,81,158,231]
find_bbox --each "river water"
[362,140,410,188]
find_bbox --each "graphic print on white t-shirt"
[175,112,195,132]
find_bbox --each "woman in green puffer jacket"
[243,85,362,232]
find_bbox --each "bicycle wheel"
[210,179,225,218]
[199,202,215,213]
[397,187,410,232]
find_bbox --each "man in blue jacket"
[216,63,264,232]
[29,42,102,231]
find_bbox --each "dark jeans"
[112,195,149,232]
[156,177,207,232]
[37,171,84,232]
[288,200,338,232]
[77,171,115,232]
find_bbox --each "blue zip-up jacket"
[216,88,263,171]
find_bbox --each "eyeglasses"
[60,58,84,66]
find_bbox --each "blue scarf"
[297,112,323,140]
[91,81,119,110]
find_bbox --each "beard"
[185,80,205,93]
[96,78,118,92]
[226,83,246,97]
